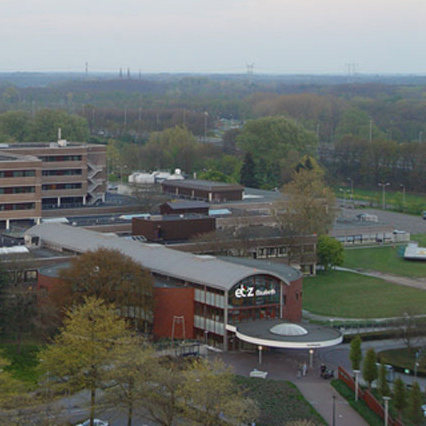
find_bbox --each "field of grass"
[0,343,41,385]
[303,271,426,318]
[344,245,426,278]
[334,186,426,215]
[236,376,325,425]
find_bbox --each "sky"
[1,0,425,74]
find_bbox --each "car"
[422,211,426,220]
[76,419,109,426]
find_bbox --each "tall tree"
[317,235,344,272]
[377,363,389,397]
[393,378,406,420]
[240,152,258,188]
[362,348,378,390]
[349,335,362,371]
[59,248,153,332]
[409,381,423,425]
[39,297,131,426]
[274,157,337,235]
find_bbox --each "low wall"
[338,367,403,426]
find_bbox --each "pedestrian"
[302,361,307,376]
[297,363,302,379]
[320,363,326,378]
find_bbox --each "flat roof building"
[25,223,341,351]
[0,141,106,229]
[161,179,244,203]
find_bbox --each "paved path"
[213,349,367,426]
[336,266,426,290]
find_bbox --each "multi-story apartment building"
[0,141,106,229]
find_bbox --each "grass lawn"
[236,376,325,425]
[303,271,426,318]
[0,342,41,386]
[378,347,426,376]
[344,245,426,279]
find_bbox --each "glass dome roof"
[270,323,308,336]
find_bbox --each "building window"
[42,183,82,191]
[0,186,35,194]
[0,202,35,211]
[42,169,82,176]
[39,155,82,162]
[0,170,35,178]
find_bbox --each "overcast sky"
[1,0,425,74]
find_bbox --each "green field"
[334,186,426,215]
[344,245,426,278]
[236,377,325,425]
[303,271,426,318]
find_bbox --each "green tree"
[39,297,131,426]
[29,109,89,142]
[240,152,258,188]
[349,335,362,371]
[274,157,337,235]
[377,363,389,397]
[181,359,259,426]
[317,235,344,272]
[362,348,378,390]
[58,248,153,332]
[393,377,406,419]
[0,111,30,141]
[409,381,423,425]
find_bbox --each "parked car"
[422,211,426,220]
[76,419,109,426]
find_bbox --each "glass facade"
[228,274,280,308]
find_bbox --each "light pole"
[378,182,390,210]
[383,396,391,426]
[309,349,314,368]
[400,184,406,207]
[332,394,337,426]
[339,188,350,209]
[258,345,263,365]
[347,178,354,207]
[203,111,208,142]
[419,131,423,144]
[353,369,361,402]
[369,119,373,142]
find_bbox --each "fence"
[338,367,404,426]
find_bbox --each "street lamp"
[258,345,263,365]
[203,111,209,142]
[400,184,406,207]
[378,182,390,210]
[332,394,337,426]
[339,188,350,209]
[353,369,361,402]
[383,396,391,426]
[347,178,354,207]
[309,349,314,368]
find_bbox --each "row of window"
[194,288,225,308]
[0,202,35,211]
[194,315,225,335]
[42,183,82,191]
[39,155,82,162]
[42,169,82,176]
[0,186,35,194]
[0,170,35,178]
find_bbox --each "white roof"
[404,243,426,261]
[25,223,299,291]
[0,246,29,255]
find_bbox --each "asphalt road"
[340,206,426,235]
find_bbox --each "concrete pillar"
[83,196,86,206]
[36,217,41,225]
[57,197,61,207]
[102,194,105,202]
[209,192,212,202]
[6,219,10,230]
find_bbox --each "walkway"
[213,349,367,426]
[336,266,426,290]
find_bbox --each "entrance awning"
[227,319,342,349]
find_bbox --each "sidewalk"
[214,349,367,426]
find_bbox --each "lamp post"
[353,369,361,402]
[400,184,406,207]
[347,178,354,207]
[378,182,390,210]
[258,345,263,365]
[203,111,209,142]
[339,188,350,209]
[309,349,314,368]
[383,396,391,426]
[332,394,337,426]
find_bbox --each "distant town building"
[129,169,184,185]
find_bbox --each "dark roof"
[163,201,210,210]
[162,179,243,191]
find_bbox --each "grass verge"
[0,343,41,386]
[236,376,326,425]
[331,379,383,426]
[344,245,426,279]
[378,347,426,376]
[303,271,426,318]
